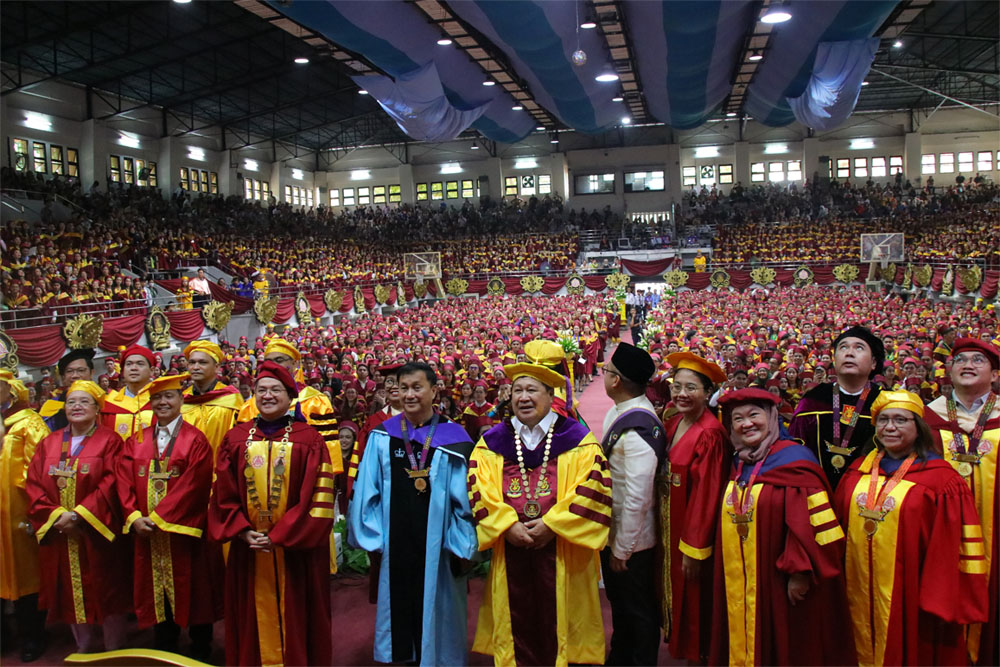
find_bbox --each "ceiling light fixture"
[726,111,737,117]
[748,50,763,62]
[695,146,720,158]
[512,104,523,111]
[850,138,874,150]
[535,125,545,131]
[893,40,903,48]
[437,38,453,46]
[580,19,597,29]
[471,144,479,150]
[172,0,192,4]
[294,57,309,64]
[595,65,619,82]
[861,80,870,86]
[760,2,792,24]
[621,117,631,125]
[612,95,624,102]
[358,89,368,95]
[482,79,496,86]
[515,158,538,169]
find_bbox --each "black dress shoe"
[20,640,46,663]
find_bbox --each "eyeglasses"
[953,353,990,368]
[255,386,287,397]
[65,399,96,408]
[875,415,915,427]
[670,383,704,395]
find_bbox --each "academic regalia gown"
[25,425,132,625]
[661,409,729,663]
[709,440,854,666]
[118,421,223,629]
[835,451,990,666]
[101,384,153,441]
[348,414,479,666]
[462,402,495,440]
[1,404,50,599]
[924,395,1000,665]
[181,381,243,461]
[789,382,881,488]
[208,418,335,667]
[469,416,611,667]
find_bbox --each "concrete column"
[803,137,821,182]
[733,141,751,188]
[548,152,569,202]
[270,162,284,203]
[80,119,98,191]
[904,132,921,184]
[157,135,174,195]
[398,164,415,204]
[664,143,682,204]
[480,157,503,200]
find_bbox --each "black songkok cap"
[610,343,656,386]
[58,348,96,375]
[833,325,885,376]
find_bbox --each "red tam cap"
[255,360,299,399]
[951,338,999,370]
[120,345,156,366]
[718,388,781,408]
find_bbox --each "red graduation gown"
[709,440,854,666]
[835,452,989,666]
[117,420,223,629]
[462,402,495,440]
[26,425,132,624]
[208,420,335,666]
[662,409,729,662]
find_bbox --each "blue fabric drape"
[787,38,879,130]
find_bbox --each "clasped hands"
[504,519,555,549]
[241,529,273,552]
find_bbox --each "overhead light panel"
[892,40,903,48]
[612,95,624,102]
[187,147,205,161]
[512,104,523,111]
[441,162,462,174]
[748,50,763,62]
[760,3,792,24]
[515,158,538,169]
[764,143,787,154]
[172,0,192,4]
[726,112,737,118]
[483,79,496,86]
[437,38,453,46]
[244,159,259,171]
[119,134,140,149]
[358,89,369,95]
[24,113,52,131]
[294,57,309,64]
[595,66,619,82]
[350,169,370,180]
[850,138,874,150]
[291,168,304,180]
[580,19,597,29]
[471,144,480,150]
[535,125,545,131]
[861,80,870,86]
[550,133,559,144]
[621,117,631,125]
[694,146,720,158]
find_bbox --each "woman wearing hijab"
[710,388,854,666]
[835,390,988,665]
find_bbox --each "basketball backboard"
[860,233,904,263]
[404,252,442,280]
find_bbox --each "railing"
[1,189,90,217]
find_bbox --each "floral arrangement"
[333,518,370,574]
[635,319,664,351]
[557,330,582,356]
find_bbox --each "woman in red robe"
[710,388,854,666]
[835,390,989,666]
[660,353,729,663]
[26,380,131,653]
[208,362,335,666]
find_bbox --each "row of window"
[285,185,314,208]
[11,138,80,178]
[504,174,552,197]
[110,155,158,187]
[244,178,271,202]
[417,179,485,201]
[683,164,736,187]
[333,184,402,207]
[921,151,996,175]
[833,156,902,179]
[179,168,218,194]
[575,171,667,195]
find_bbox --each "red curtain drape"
[931,268,945,292]
[980,271,998,299]
[98,314,146,352]
[306,296,326,318]
[8,325,66,368]
[403,284,414,302]
[583,275,608,292]
[541,277,567,295]
[686,273,711,290]
[503,278,525,296]
[339,292,354,313]
[164,310,205,342]
[362,287,376,310]
[273,299,296,324]
[467,280,488,296]
[621,257,673,277]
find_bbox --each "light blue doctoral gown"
[348,423,478,666]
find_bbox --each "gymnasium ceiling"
[1,0,997,153]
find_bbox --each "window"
[574,172,615,195]
[284,185,292,203]
[200,170,209,193]
[372,185,386,204]
[921,154,936,174]
[624,170,665,192]
[32,142,46,173]
[136,159,147,186]
[262,181,269,202]
[446,181,459,199]
[50,145,64,175]
[750,162,765,183]
[958,152,974,172]
[538,174,551,194]
[768,161,785,182]
[786,160,802,181]
[389,184,401,203]
[110,156,122,183]
[520,175,535,196]
[12,138,28,171]
[358,186,371,205]
[431,182,443,201]
[306,188,314,208]
[179,166,189,189]
[504,176,518,196]
[938,152,954,174]
[245,179,254,200]
[123,157,135,184]
[719,164,733,185]
[836,158,850,179]
[210,172,219,194]
[682,166,697,186]
[889,155,903,175]
[871,157,886,178]
[343,187,356,207]
[461,179,475,198]
[978,151,993,172]
[853,157,867,179]
[416,183,428,201]
[330,188,340,207]
[147,161,157,187]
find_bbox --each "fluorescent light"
[512,104,523,111]
[187,147,205,161]
[550,137,559,144]
[892,40,903,48]
[471,144,479,150]
[694,146,719,158]
[119,134,140,149]
[580,20,597,29]
[850,138,874,150]
[350,169,370,180]
[358,89,368,95]
[621,117,631,125]
[595,68,620,83]
[761,6,791,23]
[24,113,52,131]
[612,95,624,102]
[726,111,737,118]
[441,162,462,174]
[515,158,538,169]
[437,38,453,46]
[294,57,309,64]
[243,158,259,171]
[535,126,545,131]
[172,0,192,4]
[748,50,763,62]
[764,143,787,154]
[861,80,870,86]
[483,80,496,86]
[291,168,304,180]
